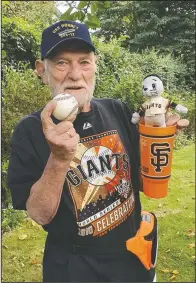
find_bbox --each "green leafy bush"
[93,37,191,110]
[2,205,27,233]
[2,17,41,68]
[2,64,51,207]
[2,63,51,157]
[2,160,11,209]
[174,133,194,150]
[2,1,57,68]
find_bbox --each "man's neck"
[79,100,92,113]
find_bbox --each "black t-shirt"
[7,98,156,281]
[8,98,151,277]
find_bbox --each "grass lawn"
[2,144,195,282]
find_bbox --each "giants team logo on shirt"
[66,130,135,237]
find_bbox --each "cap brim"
[43,37,95,59]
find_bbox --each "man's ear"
[35,59,49,85]
[93,54,98,73]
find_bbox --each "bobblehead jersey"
[8,98,141,248]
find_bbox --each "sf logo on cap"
[150,143,171,172]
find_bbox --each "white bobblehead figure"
[131,74,188,127]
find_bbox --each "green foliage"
[174,133,194,150]
[2,63,51,159]
[2,17,41,68]
[95,1,195,90]
[2,1,57,28]
[128,0,196,90]
[2,64,51,208]
[2,160,11,209]
[2,1,57,68]
[95,1,133,40]
[93,38,189,110]
[59,1,110,29]
[128,1,195,54]
[2,205,27,233]
[184,107,195,140]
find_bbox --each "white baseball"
[52,93,78,121]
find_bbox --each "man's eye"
[81,61,89,65]
[57,61,67,65]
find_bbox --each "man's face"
[43,49,97,110]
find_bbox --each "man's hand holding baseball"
[26,100,79,225]
[41,100,80,162]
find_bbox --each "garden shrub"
[2,64,51,209]
[2,205,27,233]
[2,1,57,69]
[2,17,41,69]
[93,37,193,111]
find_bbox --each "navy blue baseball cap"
[41,20,96,59]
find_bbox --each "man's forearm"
[26,153,71,225]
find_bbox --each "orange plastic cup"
[139,123,176,198]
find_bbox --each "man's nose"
[67,62,82,81]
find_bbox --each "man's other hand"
[165,112,189,134]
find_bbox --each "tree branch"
[82,0,91,21]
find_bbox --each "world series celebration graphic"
[66,130,135,237]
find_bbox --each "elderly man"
[8,20,188,282]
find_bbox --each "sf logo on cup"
[150,143,171,172]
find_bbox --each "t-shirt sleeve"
[120,101,141,193]
[7,120,43,210]
[121,101,140,151]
